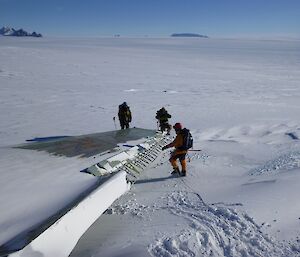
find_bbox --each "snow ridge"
[249,151,300,176]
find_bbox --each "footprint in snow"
[149,191,293,257]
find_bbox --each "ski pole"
[187,153,191,162]
[113,117,117,130]
[189,149,202,152]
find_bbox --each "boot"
[171,167,180,175]
[181,170,187,176]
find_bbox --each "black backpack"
[179,128,193,150]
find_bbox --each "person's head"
[173,123,182,133]
[122,102,127,106]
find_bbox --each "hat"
[173,123,182,130]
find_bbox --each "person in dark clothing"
[118,102,132,129]
[155,107,171,134]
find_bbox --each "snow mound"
[249,151,300,176]
[149,191,291,257]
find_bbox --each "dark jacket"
[156,108,171,123]
[118,104,132,123]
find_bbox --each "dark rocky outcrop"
[0,26,42,37]
[171,33,208,38]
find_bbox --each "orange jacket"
[166,132,187,154]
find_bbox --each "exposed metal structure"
[83,132,171,182]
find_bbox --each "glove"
[162,146,168,151]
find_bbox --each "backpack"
[179,128,193,150]
[118,104,132,122]
[156,109,171,121]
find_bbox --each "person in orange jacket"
[162,122,188,176]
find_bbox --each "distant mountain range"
[0,26,42,37]
[171,33,208,38]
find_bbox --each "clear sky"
[0,0,299,38]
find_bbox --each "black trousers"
[159,122,171,132]
[120,121,129,129]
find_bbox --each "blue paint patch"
[123,144,135,148]
[285,132,299,140]
[26,136,70,142]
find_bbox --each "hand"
[162,146,168,151]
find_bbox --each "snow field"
[1,37,300,256]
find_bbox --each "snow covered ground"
[1,37,300,256]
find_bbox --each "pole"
[113,117,117,130]
[187,153,191,162]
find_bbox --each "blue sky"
[0,0,299,38]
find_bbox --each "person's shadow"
[135,175,178,184]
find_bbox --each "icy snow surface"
[1,37,300,256]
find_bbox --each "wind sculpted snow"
[149,191,290,257]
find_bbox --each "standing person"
[118,102,132,129]
[162,123,193,176]
[155,107,172,135]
